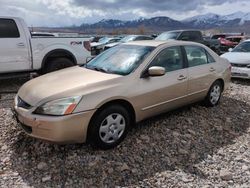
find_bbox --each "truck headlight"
[34,96,82,116]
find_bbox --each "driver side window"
[150,46,184,72]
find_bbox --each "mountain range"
[77,11,250,34]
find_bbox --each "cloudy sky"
[0,0,249,26]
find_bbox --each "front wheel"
[43,58,74,74]
[88,105,131,149]
[204,81,223,107]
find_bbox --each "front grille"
[231,63,250,68]
[17,97,32,109]
[232,72,249,77]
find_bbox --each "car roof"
[161,30,200,33]
[226,36,244,38]
[125,40,205,47]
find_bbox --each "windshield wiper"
[86,65,111,73]
[93,67,108,73]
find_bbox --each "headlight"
[34,96,82,116]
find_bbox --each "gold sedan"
[14,40,231,149]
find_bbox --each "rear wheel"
[43,58,74,73]
[88,105,131,149]
[204,80,223,107]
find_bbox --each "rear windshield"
[155,32,181,40]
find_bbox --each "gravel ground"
[0,78,249,187]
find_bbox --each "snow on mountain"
[221,11,246,20]
[184,13,220,22]
[221,11,250,25]
[184,11,250,26]
[79,12,250,32]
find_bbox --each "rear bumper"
[231,66,250,79]
[13,105,96,144]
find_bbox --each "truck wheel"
[43,58,74,73]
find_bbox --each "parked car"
[14,40,231,149]
[90,36,103,43]
[104,35,153,50]
[211,33,245,53]
[155,30,221,54]
[0,17,91,75]
[225,36,246,44]
[91,37,121,55]
[211,33,244,40]
[221,40,250,79]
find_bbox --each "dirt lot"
[0,78,249,187]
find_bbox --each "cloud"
[72,0,243,12]
[0,0,250,26]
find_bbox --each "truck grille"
[17,97,32,109]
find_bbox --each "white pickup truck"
[0,17,91,75]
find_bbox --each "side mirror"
[148,66,165,77]
[228,48,233,52]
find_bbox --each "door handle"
[178,75,187,81]
[17,43,25,47]
[210,67,216,72]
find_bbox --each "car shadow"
[7,95,250,187]
[231,78,250,86]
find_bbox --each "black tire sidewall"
[88,105,131,150]
[44,58,74,73]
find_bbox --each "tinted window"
[211,35,226,39]
[136,36,152,40]
[150,46,183,72]
[180,31,201,41]
[184,46,208,67]
[0,19,20,38]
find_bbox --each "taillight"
[83,41,91,52]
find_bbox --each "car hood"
[221,52,250,64]
[18,66,122,106]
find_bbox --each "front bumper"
[231,66,250,79]
[14,104,96,144]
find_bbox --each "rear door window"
[0,19,20,38]
[184,46,208,67]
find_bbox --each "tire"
[204,80,223,107]
[43,58,74,73]
[88,105,131,150]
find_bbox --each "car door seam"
[141,89,207,111]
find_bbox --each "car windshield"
[84,45,155,75]
[99,37,110,43]
[155,31,181,40]
[120,35,137,43]
[232,42,250,52]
